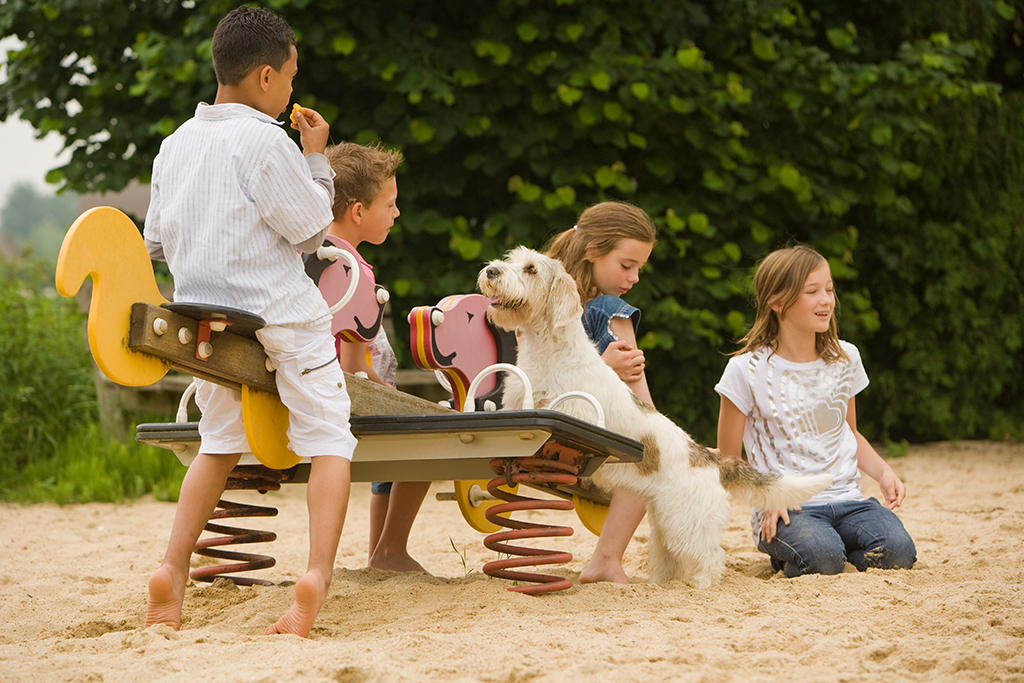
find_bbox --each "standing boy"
[143,6,356,637]
[322,142,430,573]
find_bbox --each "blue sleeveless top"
[582,295,640,354]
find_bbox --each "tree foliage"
[2,0,1021,443]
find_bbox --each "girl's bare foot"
[145,565,185,629]
[264,571,326,637]
[579,559,630,585]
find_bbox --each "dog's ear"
[549,266,584,329]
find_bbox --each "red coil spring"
[191,465,285,587]
[482,456,581,595]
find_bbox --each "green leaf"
[527,51,557,75]
[463,116,491,137]
[750,220,773,243]
[476,40,512,65]
[783,91,804,110]
[670,96,692,114]
[827,196,851,216]
[38,116,63,135]
[409,119,435,144]
[688,212,710,235]
[453,69,481,86]
[870,125,893,146]
[996,0,1016,20]
[516,22,540,43]
[900,162,923,180]
[173,60,196,82]
[555,185,576,205]
[450,234,483,260]
[557,84,583,105]
[722,242,741,263]
[627,131,647,149]
[676,46,703,70]
[332,36,356,56]
[703,170,726,191]
[590,71,611,91]
[516,182,542,202]
[577,103,600,126]
[726,73,752,104]
[603,101,623,120]
[565,24,585,42]
[631,82,650,100]
[594,166,618,188]
[826,27,855,50]
[751,35,778,61]
[779,163,802,191]
[664,209,685,231]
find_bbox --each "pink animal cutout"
[305,235,388,343]
[408,294,516,411]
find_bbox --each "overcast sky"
[0,117,68,204]
[0,36,70,205]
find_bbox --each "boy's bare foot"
[368,550,428,574]
[579,559,630,585]
[264,571,326,637]
[145,565,185,630]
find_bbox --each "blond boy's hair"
[324,142,403,219]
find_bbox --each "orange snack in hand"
[289,103,304,125]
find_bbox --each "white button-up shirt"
[145,102,334,326]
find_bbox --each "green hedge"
[2,0,1021,443]
[0,258,98,487]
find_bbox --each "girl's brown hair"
[735,244,847,363]
[544,201,657,304]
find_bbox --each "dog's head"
[478,246,583,335]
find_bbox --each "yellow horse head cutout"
[55,206,170,387]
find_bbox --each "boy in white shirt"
[143,6,355,637]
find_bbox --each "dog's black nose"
[485,266,500,279]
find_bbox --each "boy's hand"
[290,104,330,156]
[601,340,645,383]
[878,471,906,510]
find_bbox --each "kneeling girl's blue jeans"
[757,498,916,578]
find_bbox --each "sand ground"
[1,440,1022,682]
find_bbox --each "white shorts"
[195,319,357,459]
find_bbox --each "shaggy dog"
[478,247,832,587]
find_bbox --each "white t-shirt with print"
[715,340,869,509]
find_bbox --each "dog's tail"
[718,457,832,510]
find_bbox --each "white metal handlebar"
[463,363,533,412]
[547,391,606,428]
[316,245,361,314]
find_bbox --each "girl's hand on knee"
[879,471,906,510]
[760,508,792,543]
